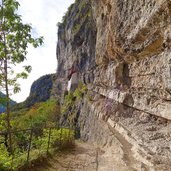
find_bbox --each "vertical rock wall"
[52,0,96,99]
[91,0,171,120]
[53,0,171,170]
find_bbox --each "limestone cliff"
[14,74,55,110]
[52,0,96,99]
[53,0,171,170]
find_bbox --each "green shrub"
[0,127,74,171]
[14,99,60,129]
[61,92,74,115]
[0,143,12,171]
[73,82,87,99]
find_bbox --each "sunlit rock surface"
[53,0,171,170]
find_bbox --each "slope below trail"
[31,141,131,171]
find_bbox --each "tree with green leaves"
[0,0,43,154]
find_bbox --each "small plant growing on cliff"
[78,0,86,11]
[61,92,74,115]
[73,23,81,34]
[0,0,43,154]
[61,82,87,115]
[73,82,87,99]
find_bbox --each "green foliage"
[78,0,86,11]
[61,82,87,115]
[59,0,90,31]
[61,92,74,115]
[35,128,74,152]
[0,92,16,113]
[0,143,12,171]
[0,0,43,154]
[14,99,60,129]
[72,23,81,34]
[0,98,73,170]
[73,82,87,99]
[87,10,92,18]
[0,113,7,132]
[0,127,74,171]
[71,1,91,35]
[0,0,43,95]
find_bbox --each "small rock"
[146,126,157,131]
[156,117,167,125]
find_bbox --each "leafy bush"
[0,143,12,171]
[0,127,74,171]
[0,98,63,170]
[73,82,87,99]
[61,92,74,115]
[14,99,60,129]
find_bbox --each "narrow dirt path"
[31,140,136,171]
[32,141,97,171]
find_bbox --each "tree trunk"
[1,0,13,154]
[4,59,13,155]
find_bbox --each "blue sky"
[11,0,75,102]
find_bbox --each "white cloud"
[11,0,75,102]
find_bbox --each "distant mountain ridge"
[13,74,56,110]
[25,74,55,107]
[0,92,16,113]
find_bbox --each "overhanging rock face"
[53,0,171,170]
[91,0,171,120]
